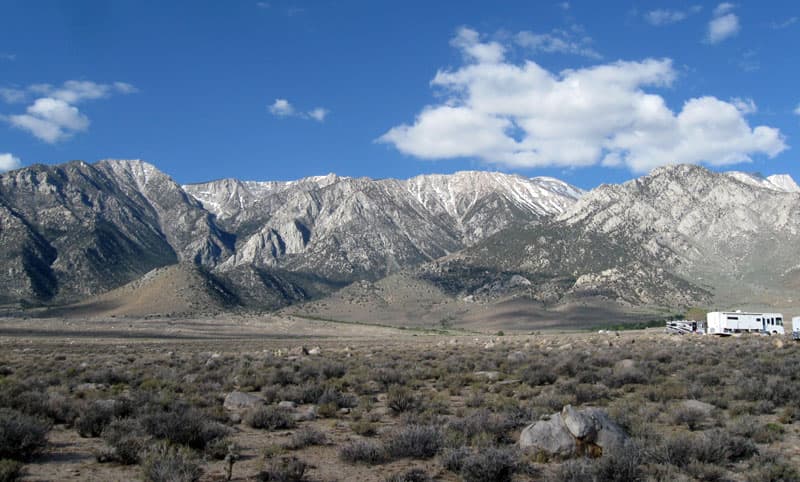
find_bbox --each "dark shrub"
[350,420,378,437]
[76,401,116,438]
[593,440,643,481]
[385,468,432,482]
[141,442,202,482]
[670,405,706,431]
[141,407,230,450]
[552,459,594,482]
[320,361,347,380]
[746,451,800,482]
[387,385,418,413]
[373,368,406,387]
[83,368,129,385]
[285,427,327,450]
[459,447,517,482]
[339,440,388,464]
[101,418,148,465]
[0,459,22,482]
[385,425,442,459]
[445,409,514,446]
[441,446,471,472]
[245,406,296,430]
[256,456,307,482]
[520,365,557,386]
[317,387,357,409]
[0,408,50,461]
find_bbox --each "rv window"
[757,318,761,322]
[727,316,739,320]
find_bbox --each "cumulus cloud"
[9,98,90,143]
[269,98,329,122]
[379,27,786,173]
[706,4,740,44]
[0,153,21,172]
[3,80,136,143]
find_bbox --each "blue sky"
[1,1,799,189]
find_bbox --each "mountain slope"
[0,161,179,303]
[184,171,583,282]
[559,164,800,307]
[55,263,239,318]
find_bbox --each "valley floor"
[1,315,799,481]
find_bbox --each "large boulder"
[519,405,628,458]
[561,405,596,439]
[582,407,627,453]
[519,413,576,458]
[223,391,264,411]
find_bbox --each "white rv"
[792,317,800,340]
[706,311,785,336]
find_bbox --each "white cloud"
[452,27,505,64]
[113,82,139,94]
[772,17,798,29]
[3,80,135,143]
[515,29,602,59]
[269,99,296,117]
[379,27,786,173]
[730,97,757,114]
[713,3,735,16]
[308,108,329,122]
[706,4,740,44]
[0,88,26,104]
[256,1,270,8]
[794,104,800,116]
[269,98,329,122]
[645,9,687,26]
[557,2,570,10]
[644,5,702,26]
[0,153,21,172]
[8,98,90,143]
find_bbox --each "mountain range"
[1,159,798,326]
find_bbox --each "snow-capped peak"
[726,171,800,193]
